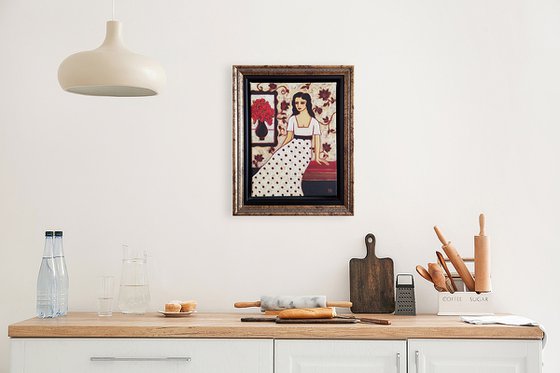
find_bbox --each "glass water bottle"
[36,231,57,318]
[53,231,69,316]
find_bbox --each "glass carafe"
[117,245,150,314]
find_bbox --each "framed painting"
[233,65,354,216]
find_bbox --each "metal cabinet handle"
[91,356,191,362]
[415,350,420,373]
[396,352,401,373]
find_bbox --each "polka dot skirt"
[252,139,312,197]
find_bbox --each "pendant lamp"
[58,2,166,97]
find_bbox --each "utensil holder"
[437,257,493,315]
[438,291,494,315]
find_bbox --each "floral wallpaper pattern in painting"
[250,82,337,169]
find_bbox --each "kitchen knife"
[335,315,391,325]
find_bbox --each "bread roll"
[277,307,336,319]
[180,300,197,312]
[165,303,181,312]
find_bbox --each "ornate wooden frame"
[232,65,354,216]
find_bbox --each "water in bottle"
[53,231,69,316]
[37,231,57,318]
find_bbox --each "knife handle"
[360,317,391,325]
[234,301,261,308]
[240,317,276,322]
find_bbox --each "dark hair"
[291,92,315,118]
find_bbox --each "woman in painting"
[252,92,328,197]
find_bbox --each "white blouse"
[287,116,321,136]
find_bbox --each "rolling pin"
[474,213,492,293]
[234,296,352,311]
[434,226,476,291]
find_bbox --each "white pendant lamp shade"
[58,21,166,97]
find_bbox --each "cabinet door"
[409,339,542,373]
[275,340,406,373]
[11,338,273,373]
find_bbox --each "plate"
[158,310,195,317]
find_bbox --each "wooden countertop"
[8,312,543,340]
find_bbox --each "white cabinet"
[408,339,542,373]
[275,340,406,373]
[11,337,543,373]
[10,338,273,373]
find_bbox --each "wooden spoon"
[415,265,433,283]
[436,251,458,293]
[416,265,446,292]
[428,263,448,292]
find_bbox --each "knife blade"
[335,315,391,325]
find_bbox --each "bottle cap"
[54,231,63,237]
[45,231,54,237]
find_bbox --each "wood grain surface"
[8,312,543,340]
[350,234,395,313]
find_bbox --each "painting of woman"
[251,92,329,197]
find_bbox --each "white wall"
[1,0,558,371]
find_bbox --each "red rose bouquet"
[251,98,275,125]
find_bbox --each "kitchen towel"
[461,315,537,326]
[461,315,546,348]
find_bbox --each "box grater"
[395,274,416,315]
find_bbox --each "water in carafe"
[118,245,150,314]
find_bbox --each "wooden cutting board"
[240,317,358,324]
[349,234,395,313]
